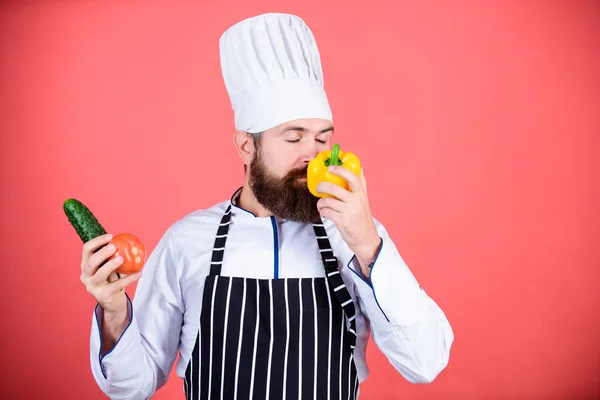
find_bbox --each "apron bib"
[184,205,359,399]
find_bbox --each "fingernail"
[106,233,113,240]
[116,256,123,264]
[108,244,116,251]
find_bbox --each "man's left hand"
[315,166,382,277]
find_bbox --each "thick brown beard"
[248,151,322,223]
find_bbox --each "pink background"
[1,1,599,399]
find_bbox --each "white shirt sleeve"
[89,229,184,399]
[346,220,454,384]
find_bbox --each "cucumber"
[63,198,107,243]
[64,198,122,280]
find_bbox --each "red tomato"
[107,233,147,274]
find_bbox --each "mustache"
[286,166,308,180]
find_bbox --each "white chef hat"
[219,13,332,133]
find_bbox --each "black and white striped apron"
[184,205,359,399]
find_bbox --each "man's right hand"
[80,233,143,314]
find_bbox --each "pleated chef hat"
[219,13,332,133]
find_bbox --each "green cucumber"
[63,198,121,280]
[63,198,107,243]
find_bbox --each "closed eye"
[287,139,327,144]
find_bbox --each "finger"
[91,254,124,284]
[317,197,346,213]
[107,270,120,284]
[318,206,341,222]
[327,166,362,193]
[81,234,114,272]
[83,243,118,277]
[360,168,368,194]
[315,181,352,202]
[82,233,113,260]
[107,271,143,293]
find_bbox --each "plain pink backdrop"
[1,1,599,399]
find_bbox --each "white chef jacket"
[89,188,454,399]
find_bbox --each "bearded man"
[79,13,454,400]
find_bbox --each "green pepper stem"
[330,144,340,166]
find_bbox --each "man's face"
[248,118,333,223]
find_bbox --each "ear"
[233,130,255,167]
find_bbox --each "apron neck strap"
[209,205,232,276]
[312,220,357,350]
[311,221,339,272]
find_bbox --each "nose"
[300,140,320,165]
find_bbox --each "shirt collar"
[229,186,260,219]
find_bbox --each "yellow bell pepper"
[307,144,361,198]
